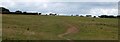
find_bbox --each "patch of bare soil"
[58,24,79,40]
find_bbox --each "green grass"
[0,14,2,41]
[2,14,118,40]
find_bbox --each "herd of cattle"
[0,7,120,18]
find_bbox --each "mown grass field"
[2,14,118,40]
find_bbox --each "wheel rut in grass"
[58,24,79,40]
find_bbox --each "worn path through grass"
[58,23,79,40]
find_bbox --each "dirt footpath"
[58,24,79,40]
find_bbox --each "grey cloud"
[2,2,118,15]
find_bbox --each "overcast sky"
[0,0,119,16]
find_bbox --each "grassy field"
[2,14,118,40]
[0,14,2,41]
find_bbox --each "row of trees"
[98,15,120,18]
[0,7,119,18]
[71,15,120,18]
[0,7,41,15]
[0,7,58,16]
[0,7,10,13]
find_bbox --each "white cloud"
[72,0,120,2]
[1,0,120,2]
[1,0,15,8]
[43,3,48,8]
[90,8,118,16]
[1,0,119,8]
[1,0,50,2]
[1,0,118,16]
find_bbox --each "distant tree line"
[0,7,119,18]
[49,13,57,16]
[0,7,59,16]
[0,7,10,14]
[98,15,120,18]
[0,7,41,15]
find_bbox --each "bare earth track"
[58,24,79,41]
